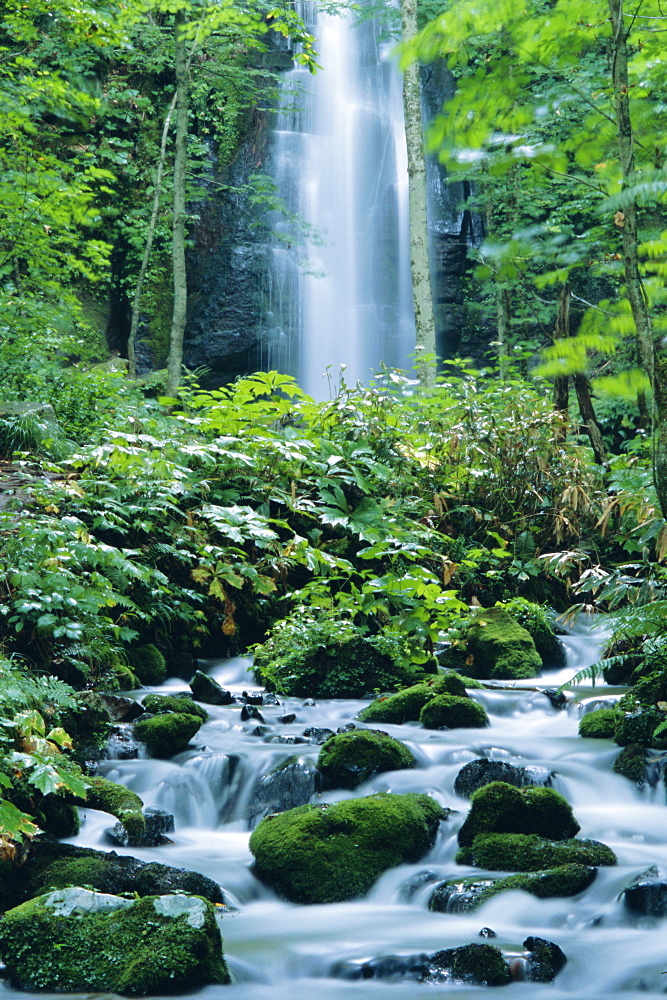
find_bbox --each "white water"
[7,627,667,999]
[262,4,415,398]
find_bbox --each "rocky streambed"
[3,624,667,999]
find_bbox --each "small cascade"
[262,3,415,398]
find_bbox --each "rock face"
[317,730,416,790]
[454,759,554,798]
[249,792,447,904]
[0,887,230,995]
[464,608,542,680]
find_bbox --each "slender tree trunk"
[128,92,178,379]
[552,284,571,441]
[573,373,608,466]
[496,285,510,377]
[608,0,667,514]
[166,10,189,398]
[401,0,436,387]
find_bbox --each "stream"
[5,624,667,999]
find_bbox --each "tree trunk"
[573,373,608,466]
[552,284,571,441]
[401,0,437,387]
[496,286,510,377]
[128,92,178,379]
[166,10,189,398]
[608,0,667,514]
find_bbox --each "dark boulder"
[454,759,554,798]
[189,670,234,705]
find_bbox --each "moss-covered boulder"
[252,610,419,699]
[459,832,617,870]
[614,708,665,747]
[82,776,145,840]
[420,694,489,730]
[133,713,201,758]
[142,694,209,723]
[58,691,113,764]
[464,608,542,680]
[249,792,446,903]
[0,888,229,994]
[457,781,580,857]
[317,730,416,789]
[425,944,511,987]
[358,674,470,724]
[429,864,595,911]
[17,842,224,908]
[613,743,647,785]
[579,708,618,739]
[189,670,233,706]
[127,644,167,686]
[497,600,566,669]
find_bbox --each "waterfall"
[262,3,415,399]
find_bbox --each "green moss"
[317,730,416,789]
[359,674,470,724]
[142,694,208,723]
[457,781,580,850]
[82,776,144,838]
[127,644,167,686]
[58,691,113,763]
[465,607,542,680]
[579,708,618,739]
[476,864,596,903]
[37,796,80,838]
[134,713,201,758]
[430,944,511,986]
[614,708,665,747]
[497,599,565,668]
[613,743,647,785]
[249,792,446,904]
[420,694,489,730]
[459,832,617,870]
[0,889,230,994]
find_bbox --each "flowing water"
[262,3,415,398]
[6,624,667,999]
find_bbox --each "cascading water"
[261,3,415,398]
[9,623,667,999]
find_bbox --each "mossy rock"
[465,607,542,680]
[142,694,209,723]
[19,842,224,907]
[613,743,647,785]
[133,713,201,758]
[317,729,416,790]
[82,776,145,840]
[428,944,511,986]
[249,792,446,904]
[457,781,580,850]
[36,797,80,839]
[189,670,233,706]
[454,759,553,798]
[476,863,596,903]
[127,644,167,686]
[58,692,113,764]
[614,708,665,747]
[0,888,230,994]
[458,832,617,870]
[579,708,618,739]
[497,600,566,669]
[420,694,489,730]
[359,674,469,724]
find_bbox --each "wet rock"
[429,878,495,913]
[247,757,320,827]
[17,840,226,906]
[433,865,595,908]
[423,943,512,986]
[133,713,201,758]
[460,832,617,870]
[334,953,431,981]
[241,704,265,722]
[543,689,567,710]
[454,759,554,798]
[479,927,497,938]
[623,872,667,916]
[98,695,144,723]
[189,670,234,706]
[250,725,270,737]
[279,713,296,724]
[0,888,230,994]
[141,693,209,722]
[242,690,265,704]
[265,734,309,744]
[105,725,141,760]
[249,792,447,904]
[397,870,441,903]
[359,674,470,725]
[464,607,542,681]
[456,781,580,862]
[522,936,567,982]
[303,726,335,744]
[337,722,358,733]
[420,694,490,730]
[317,729,416,790]
[107,808,175,848]
[302,698,316,706]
